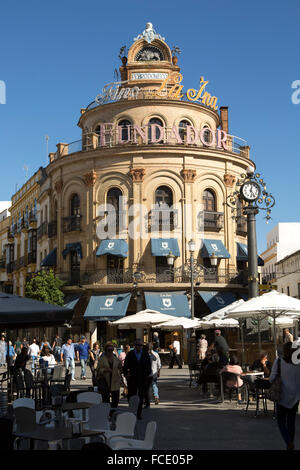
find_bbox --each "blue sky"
[0,0,299,252]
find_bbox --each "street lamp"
[227,167,275,299]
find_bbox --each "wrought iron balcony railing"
[148,209,178,231]
[57,267,246,287]
[62,215,81,233]
[236,216,247,235]
[28,251,37,265]
[48,221,58,238]
[37,222,48,240]
[202,211,224,231]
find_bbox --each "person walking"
[96,341,123,408]
[198,334,208,361]
[76,336,90,380]
[168,333,182,369]
[0,335,6,367]
[270,341,300,450]
[52,334,62,362]
[123,339,152,419]
[28,338,40,374]
[153,332,160,352]
[118,344,130,397]
[89,342,101,386]
[149,342,161,405]
[61,338,76,381]
[14,337,22,356]
[13,347,30,372]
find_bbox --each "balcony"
[58,267,246,287]
[18,255,27,269]
[0,258,6,270]
[202,211,224,232]
[48,221,57,238]
[236,216,247,236]
[37,222,48,240]
[148,209,178,231]
[262,273,277,284]
[7,261,16,274]
[49,126,248,162]
[28,251,37,265]
[62,215,81,233]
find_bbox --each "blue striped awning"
[151,238,180,257]
[236,242,264,266]
[84,293,131,321]
[40,248,57,267]
[96,239,128,258]
[144,291,190,318]
[62,243,83,260]
[202,239,230,259]
[198,291,237,313]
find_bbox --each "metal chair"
[188,363,201,388]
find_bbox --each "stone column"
[83,170,98,273]
[54,178,64,273]
[223,172,237,271]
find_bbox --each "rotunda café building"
[43,24,254,350]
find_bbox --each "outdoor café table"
[13,424,104,450]
[60,402,93,422]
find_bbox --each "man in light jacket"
[149,342,161,405]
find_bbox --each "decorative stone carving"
[223,173,236,188]
[54,179,64,193]
[130,168,146,182]
[181,169,196,183]
[84,170,97,187]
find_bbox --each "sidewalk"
[2,363,293,450]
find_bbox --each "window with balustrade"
[107,188,124,233]
[151,186,176,230]
[63,194,81,232]
[201,189,223,231]
[178,119,191,142]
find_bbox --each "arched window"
[202,125,212,144]
[202,189,216,212]
[70,194,80,217]
[148,117,164,143]
[118,119,131,142]
[178,120,191,141]
[107,188,123,233]
[155,186,173,207]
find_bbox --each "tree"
[25,270,65,306]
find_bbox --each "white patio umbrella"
[225,291,300,356]
[202,299,245,321]
[155,317,201,330]
[198,318,239,329]
[111,309,177,328]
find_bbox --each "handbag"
[267,358,281,402]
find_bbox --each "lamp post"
[227,166,275,365]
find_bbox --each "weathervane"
[134,22,165,43]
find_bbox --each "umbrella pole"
[258,318,262,357]
[273,316,277,358]
[239,319,245,367]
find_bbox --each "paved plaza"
[1,362,291,451]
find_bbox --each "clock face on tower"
[240,181,261,202]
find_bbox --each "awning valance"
[236,242,264,266]
[201,239,230,259]
[96,239,128,258]
[151,238,180,257]
[198,291,237,313]
[144,291,190,318]
[83,292,131,321]
[62,243,83,260]
[41,248,57,267]
[63,295,81,310]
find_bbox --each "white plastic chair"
[13,397,35,409]
[109,421,157,450]
[84,403,111,431]
[73,391,103,420]
[103,412,136,444]
[77,391,102,405]
[110,394,140,426]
